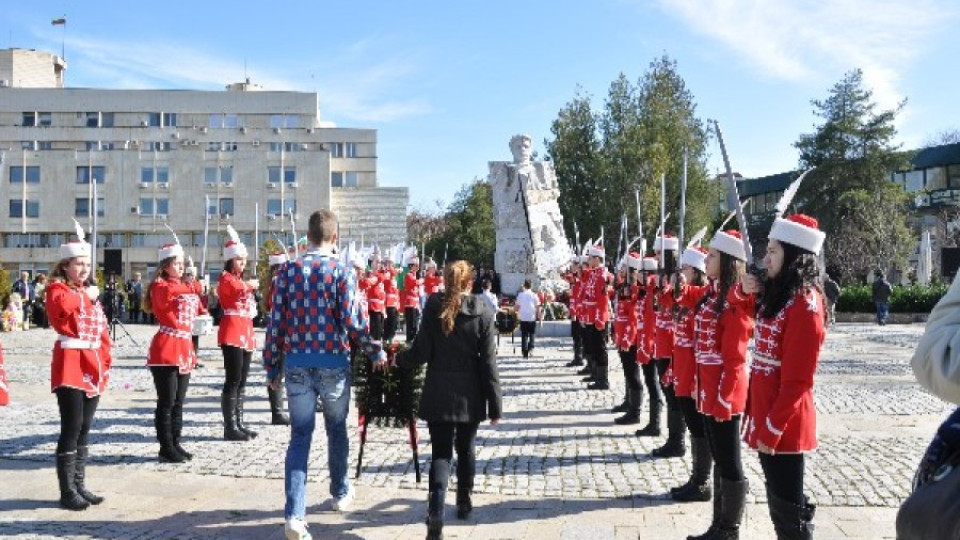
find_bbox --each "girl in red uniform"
[143,241,204,462]
[381,255,401,341]
[611,253,644,424]
[360,257,386,339]
[266,251,290,425]
[636,257,663,436]
[666,244,713,502]
[402,257,423,342]
[741,214,825,539]
[217,226,260,441]
[687,230,754,540]
[47,233,112,510]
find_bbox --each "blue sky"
[4,1,958,212]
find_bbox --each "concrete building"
[0,48,407,281]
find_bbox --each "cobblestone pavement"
[0,322,947,539]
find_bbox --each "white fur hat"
[653,234,680,252]
[641,257,659,272]
[710,230,747,262]
[158,242,184,261]
[586,244,605,259]
[769,214,825,255]
[269,251,289,266]
[626,252,644,271]
[680,246,708,273]
[224,225,247,260]
[60,219,91,260]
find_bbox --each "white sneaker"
[331,486,354,512]
[284,518,312,540]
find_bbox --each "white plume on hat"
[185,255,197,275]
[224,224,247,260]
[159,224,185,261]
[60,218,92,260]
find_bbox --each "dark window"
[10,166,40,183]
[76,166,106,184]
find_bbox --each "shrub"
[836,282,949,313]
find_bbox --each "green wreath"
[352,342,425,428]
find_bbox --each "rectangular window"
[10,166,40,183]
[21,141,37,150]
[268,115,299,128]
[141,167,154,183]
[330,143,343,158]
[345,142,358,158]
[221,166,233,184]
[139,198,169,216]
[283,198,296,213]
[204,167,217,184]
[163,113,176,127]
[284,167,296,183]
[267,199,281,215]
[948,165,960,189]
[86,112,100,127]
[139,197,153,215]
[76,166,106,184]
[266,199,294,215]
[38,141,52,150]
[38,112,51,126]
[156,166,169,183]
[268,166,296,183]
[219,198,234,216]
[345,171,358,187]
[269,142,282,152]
[85,141,114,151]
[22,112,35,127]
[102,112,115,128]
[74,198,105,217]
[148,113,161,127]
[331,171,343,187]
[927,167,947,191]
[904,170,925,192]
[9,199,39,218]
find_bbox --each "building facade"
[0,48,407,280]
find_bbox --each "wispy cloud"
[40,32,430,124]
[656,0,956,109]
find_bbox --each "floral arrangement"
[352,341,425,428]
[1,310,21,332]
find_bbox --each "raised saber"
[201,195,210,277]
[675,149,688,300]
[713,120,754,267]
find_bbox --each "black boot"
[615,388,642,425]
[577,353,593,376]
[611,389,629,414]
[587,364,609,390]
[708,477,748,540]
[155,409,186,463]
[687,468,723,540]
[269,387,290,425]
[171,404,193,461]
[672,437,712,502]
[222,392,250,441]
[235,389,258,439]
[456,483,473,520]
[426,487,445,540]
[768,489,814,540]
[651,408,687,458]
[635,395,662,437]
[74,446,104,505]
[56,452,90,511]
[581,360,596,382]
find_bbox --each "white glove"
[85,286,100,302]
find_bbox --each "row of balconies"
[134,182,299,190]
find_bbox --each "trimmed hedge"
[836,283,949,313]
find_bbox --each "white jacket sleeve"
[912,277,960,404]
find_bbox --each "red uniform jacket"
[693,284,755,420]
[653,283,676,360]
[636,275,657,365]
[402,272,422,309]
[381,267,400,309]
[424,273,443,295]
[578,266,610,328]
[668,284,711,398]
[360,272,386,314]
[217,272,257,351]
[47,282,112,397]
[613,284,639,351]
[0,344,8,406]
[744,288,825,453]
[147,278,202,373]
[569,277,582,321]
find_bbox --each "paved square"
[0,322,946,539]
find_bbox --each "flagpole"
[254,202,259,269]
[201,195,210,277]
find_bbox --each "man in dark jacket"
[823,274,840,327]
[872,269,893,325]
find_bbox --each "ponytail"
[439,260,475,336]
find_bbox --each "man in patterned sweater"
[263,209,387,540]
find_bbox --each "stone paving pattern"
[0,322,949,539]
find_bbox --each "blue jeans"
[876,301,889,324]
[284,365,352,520]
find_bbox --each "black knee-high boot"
[768,490,815,540]
[56,452,90,511]
[156,409,186,463]
[671,436,712,502]
[427,459,448,540]
[269,387,290,425]
[221,391,249,441]
[235,388,258,439]
[652,407,687,458]
[687,467,723,540]
[171,404,193,460]
[74,446,104,504]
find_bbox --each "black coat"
[399,292,502,423]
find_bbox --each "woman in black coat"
[400,260,502,540]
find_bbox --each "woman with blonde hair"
[400,260,502,540]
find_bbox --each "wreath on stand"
[351,340,426,482]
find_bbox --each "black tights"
[704,414,744,481]
[582,325,608,367]
[405,307,421,342]
[385,307,399,341]
[654,357,680,410]
[678,396,706,438]
[150,366,191,416]
[760,452,805,505]
[369,311,384,340]
[55,388,99,454]
[618,348,642,390]
[428,422,479,492]
[640,362,662,404]
[221,345,251,397]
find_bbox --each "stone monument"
[489,134,571,296]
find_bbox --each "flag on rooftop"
[51,17,66,26]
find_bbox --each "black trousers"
[150,366,191,417]
[55,388,100,454]
[404,307,420,342]
[654,357,680,410]
[385,307,399,341]
[519,321,537,355]
[678,396,706,438]
[220,345,252,396]
[428,421,480,492]
[369,311,385,340]
[760,452,805,505]
[191,335,200,354]
[582,324,608,367]
[618,347,642,390]
[704,414,744,481]
[571,320,583,359]
[640,362,662,404]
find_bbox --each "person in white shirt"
[515,280,541,358]
[480,279,498,312]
